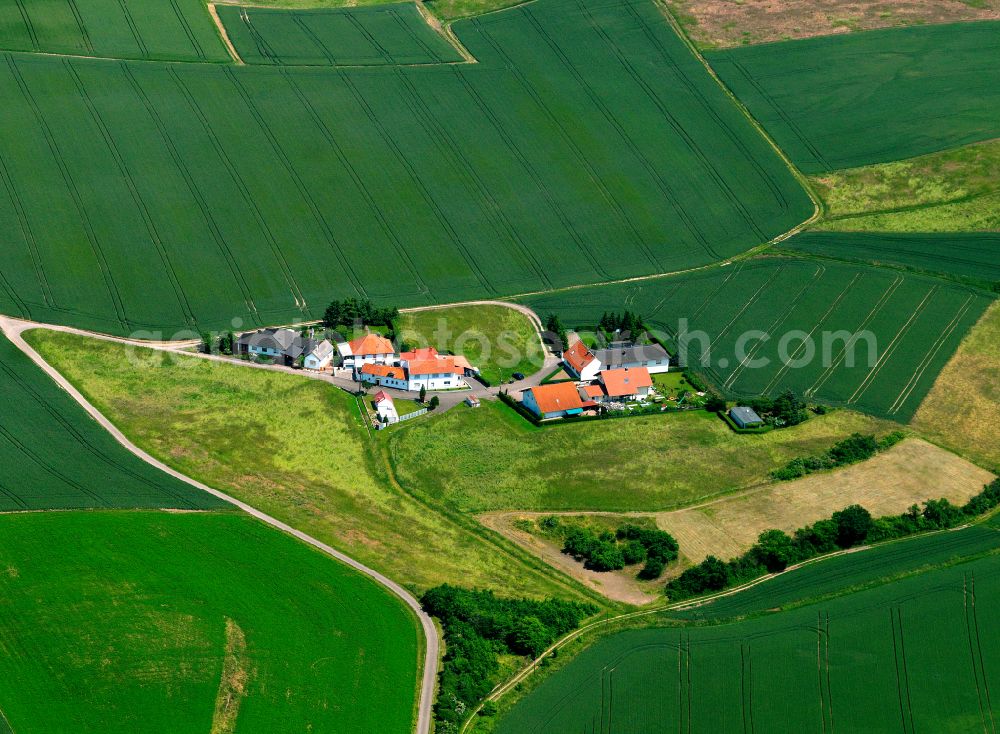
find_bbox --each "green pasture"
[709,22,1000,172]
[782,232,1000,291]
[25,329,593,601]
[523,257,994,421]
[0,0,810,335]
[494,547,1000,733]
[0,0,228,61]
[396,304,544,384]
[389,399,895,512]
[0,333,223,511]
[811,138,1000,233]
[218,3,463,66]
[0,510,419,733]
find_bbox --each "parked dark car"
[512,372,525,381]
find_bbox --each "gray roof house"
[592,341,670,373]
[729,406,764,429]
[237,328,322,367]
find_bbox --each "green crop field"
[781,232,1000,290]
[219,4,464,66]
[0,333,224,511]
[0,0,810,335]
[523,257,994,421]
[0,0,228,61]
[389,398,895,512]
[708,22,1000,173]
[494,541,1000,733]
[0,510,419,733]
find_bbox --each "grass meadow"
[25,329,595,602]
[522,257,993,421]
[0,0,810,335]
[396,304,544,384]
[914,301,1000,472]
[389,399,897,512]
[0,511,419,733]
[0,0,228,61]
[0,333,225,511]
[811,138,1000,233]
[709,22,1000,172]
[493,538,1000,733]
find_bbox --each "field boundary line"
[0,315,438,734]
[653,0,823,227]
[459,521,987,732]
[207,4,243,64]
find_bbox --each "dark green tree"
[832,504,874,548]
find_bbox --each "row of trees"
[747,389,809,427]
[322,298,399,329]
[667,478,1000,600]
[421,585,597,732]
[560,522,679,579]
[200,331,236,355]
[771,431,905,480]
[598,310,644,340]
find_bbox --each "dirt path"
[207,3,244,65]
[0,314,438,734]
[478,513,658,605]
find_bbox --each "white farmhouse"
[337,333,397,370]
[303,340,334,370]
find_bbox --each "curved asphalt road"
[0,315,439,734]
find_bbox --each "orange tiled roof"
[349,333,395,356]
[564,340,596,373]
[528,382,594,415]
[599,367,652,397]
[407,357,465,376]
[400,346,439,361]
[583,384,605,398]
[361,363,405,380]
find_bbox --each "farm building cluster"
[521,340,672,420]
[236,328,479,394]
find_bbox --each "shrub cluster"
[322,297,398,328]
[666,479,1000,601]
[748,389,809,427]
[421,585,596,732]
[771,431,905,480]
[560,522,678,579]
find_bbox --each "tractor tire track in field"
[168,0,206,61]
[220,67,368,300]
[0,146,53,310]
[65,60,197,329]
[12,0,39,51]
[291,15,337,65]
[471,17,662,272]
[580,0,764,243]
[390,68,554,291]
[0,314,439,734]
[118,63,260,322]
[280,68,430,299]
[167,66,308,314]
[5,55,129,333]
[963,574,993,734]
[115,0,148,59]
[622,0,789,215]
[521,5,722,263]
[449,65,613,282]
[337,71,497,296]
[64,0,95,56]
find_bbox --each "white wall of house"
[304,353,332,370]
[360,373,408,390]
[406,373,464,391]
[346,353,396,369]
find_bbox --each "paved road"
[0,314,440,734]
[0,300,559,734]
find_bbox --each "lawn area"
[650,371,699,400]
[913,300,1000,471]
[388,399,898,512]
[24,329,589,602]
[0,511,418,733]
[811,138,1000,232]
[395,304,544,385]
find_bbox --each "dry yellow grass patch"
[211,619,249,734]
[668,0,1000,49]
[913,301,1000,471]
[657,439,995,564]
